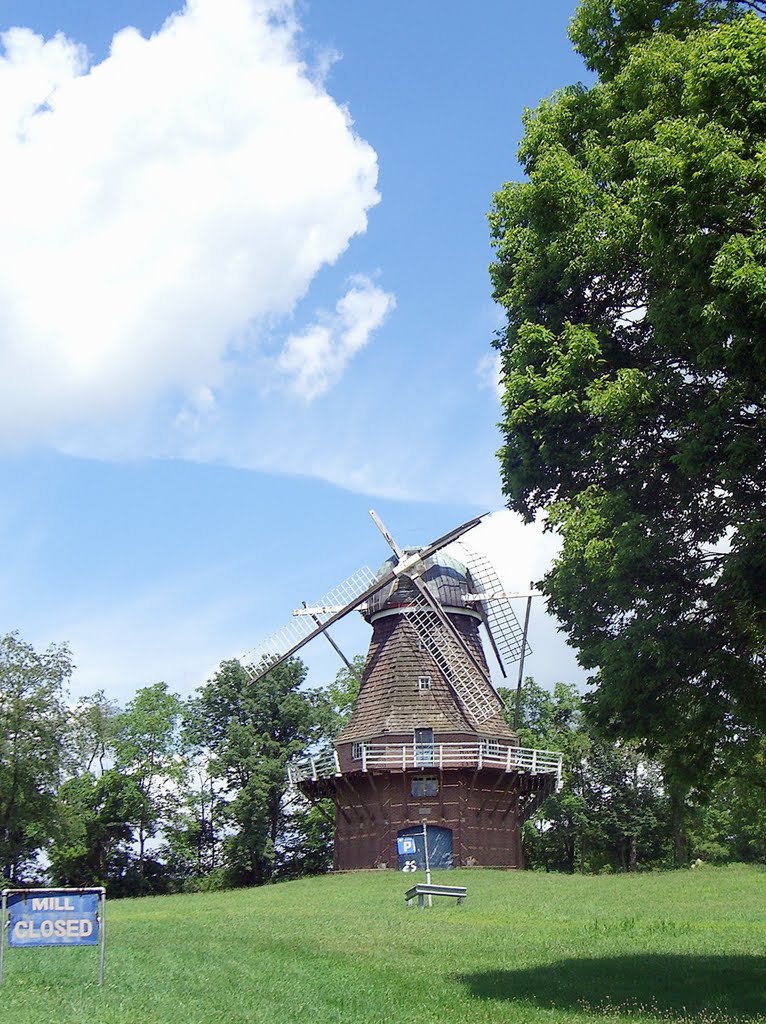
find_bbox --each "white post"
[0,891,6,986]
[423,820,432,907]
[362,744,368,772]
[98,889,106,987]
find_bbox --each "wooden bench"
[405,884,467,909]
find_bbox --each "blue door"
[397,825,453,870]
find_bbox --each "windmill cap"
[365,548,479,619]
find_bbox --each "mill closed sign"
[6,889,101,947]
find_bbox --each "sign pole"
[98,890,106,987]
[422,820,432,907]
[0,891,7,986]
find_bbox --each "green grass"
[1,865,764,1024]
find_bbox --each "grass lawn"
[0,864,763,1024]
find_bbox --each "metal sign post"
[0,891,7,986]
[422,820,432,906]
[0,888,106,987]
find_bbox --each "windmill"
[243,511,563,871]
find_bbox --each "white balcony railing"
[288,741,563,790]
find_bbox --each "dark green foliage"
[507,679,672,872]
[113,681,183,888]
[319,655,364,738]
[0,632,72,881]
[49,769,147,888]
[569,0,763,79]
[186,658,326,887]
[275,799,335,880]
[490,0,766,777]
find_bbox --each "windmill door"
[414,728,434,766]
[397,826,453,870]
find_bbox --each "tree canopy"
[489,0,766,774]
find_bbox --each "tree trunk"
[671,789,688,866]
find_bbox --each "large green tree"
[0,632,72,880]
[489,1,766,775]
[49,769,147,889]
[187,658,324,886]
[113,682,183,885]
[506,679,671,871]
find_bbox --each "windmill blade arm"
[369,509,486,573]
[369,509,404,559]
[415,513,487,563]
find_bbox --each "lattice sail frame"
[403,603,500,727]
[241,566,377,673]
[450,544,531,672]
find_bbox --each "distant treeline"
[1,632,763,895]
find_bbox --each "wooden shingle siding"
[337,611,516,743]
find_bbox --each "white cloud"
[276,276,395,399]
[476,351,504,401]
[0,0,381,446]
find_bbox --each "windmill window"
[411,775,439,798]
[418,675,431,691]
[351,742,364,761]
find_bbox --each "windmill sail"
[457,547,531,672]
[242,566,377,676]
[404,602,502,727]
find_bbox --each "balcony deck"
[288,741,563,790]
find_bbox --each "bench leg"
[418,894,425,909]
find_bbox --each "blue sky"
[0,0,590,704]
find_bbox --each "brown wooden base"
[298,767,553,871]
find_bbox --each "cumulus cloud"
[476,351,504,401]
[276,276,395,399]
[0,0,384,446]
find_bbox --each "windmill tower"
[245,512,562,871]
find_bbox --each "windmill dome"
[364,548,479,620]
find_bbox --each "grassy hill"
[1,865,764,1024]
